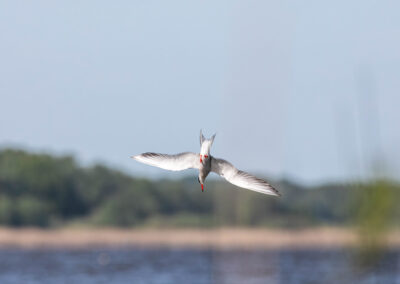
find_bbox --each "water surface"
[0,248,398,284]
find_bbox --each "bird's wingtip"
[270,187,281,197]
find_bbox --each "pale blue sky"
[1,1,399,184]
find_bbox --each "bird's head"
[199,130,216,163]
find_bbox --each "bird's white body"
[131,131,280,196]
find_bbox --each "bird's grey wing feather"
[132,152,200,171]
[211,157,280,196]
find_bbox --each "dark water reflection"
[0,248,398,284]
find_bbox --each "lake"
[0,248,398,283]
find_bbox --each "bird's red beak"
[201,184,204,192]
[200,154,208,163]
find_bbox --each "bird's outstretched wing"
[211,157,280,196]
[132,152,200,171]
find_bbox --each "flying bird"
[131,131,280,196]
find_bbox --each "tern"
[131,131,280,196]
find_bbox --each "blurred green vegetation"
[354,180,398,266]
[0,148,399,228]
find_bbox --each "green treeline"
[0,149,398,228]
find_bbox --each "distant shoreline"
[0,227,399,250]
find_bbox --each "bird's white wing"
[132,152,200,171]
[211,157,280,196]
